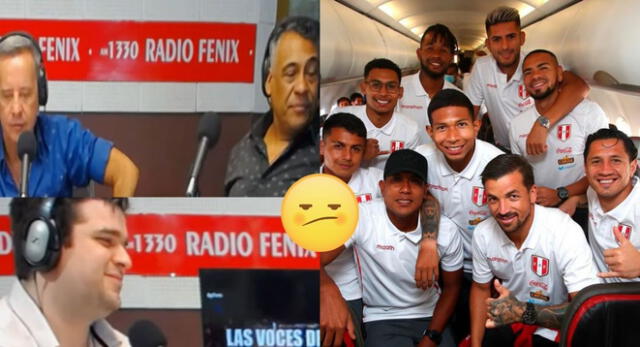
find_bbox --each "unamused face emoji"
[281,174,358,252]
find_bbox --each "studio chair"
[560,282,640,347]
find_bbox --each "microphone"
[128,320,167,347]
[17,131,37,198]
[186,112,221,197]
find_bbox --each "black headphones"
[23,198,60,272]
[0,31,48,106]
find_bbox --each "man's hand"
[320,282,355,346]
[559,196,580,216]
[599,228,640,279]
[536,186,560,207]
[363,139,390,161]
[526,123,549,155]
[486,279,525,328]
[416,240,439,289]
[417,336,437,347]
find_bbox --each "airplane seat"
[631,137,640,158]
[560,282,640,347]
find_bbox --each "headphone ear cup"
[38,66,48,106]
[23,217,59,272]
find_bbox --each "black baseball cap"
[383,149,428,183]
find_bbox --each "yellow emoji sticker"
[281,174,359,252]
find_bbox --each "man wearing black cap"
[321,149,463,347]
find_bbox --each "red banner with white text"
[0,19,256,82]
[0,214,318,276]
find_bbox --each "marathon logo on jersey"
[376,244,395,251]
[400,104,423,110]
[615,224,633,239]
[391,140,405,152]
[356,194,373,204]
[472,186,487,207]
[530,290,550,302]
[518,84,529,99]
[531,255,550,277]
[557,124,571,142]
[557,156,575,165]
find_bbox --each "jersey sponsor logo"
[469,217,486,226]
[556,146,572,154]
[356,193,373,204]
[529,280,549,291]
[391,140,405,152]
[400,104,423,109]
[488,256,508,263]
[518,99,533,108]
[530,290,550,302]
[518,84,529,99]
[557,124,571,142]
[472,186,487,207]
[557,156,575,165]
[428,184,448,192]
[531,255,550,277]
[615,224,633,239]
[376,244,395,251]
[469,210,489,216]
[486,83,497,88]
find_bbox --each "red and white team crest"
[471,186,487,207]
[518,84,529,99]
[356,193,373,204]
[391,140,405,152]
[531,255,550,277]
[615,224,633,239]
[557,124,571,142]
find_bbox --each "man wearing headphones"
[0,198,132,346]
[224,16,319,196]
[0,33,139,197]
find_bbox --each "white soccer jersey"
[324,166,384,300]
[587,177,640,283]
[465,54,534,149]
[345,200,463,322]
[510,99,608,188]
[416,139,504,273]
[472,205,600,340]
[330,105,421,170]
[397,71,461,145]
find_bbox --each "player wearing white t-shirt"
[415,89,503,343]
[470,154,599,347]
[330,58,421,171]
[397,24,462,145]
[510,50,608,209]
[466,6,589,153]
[322,150,463,347]
[583,128,640,283]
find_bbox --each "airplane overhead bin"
[523,0,640,136]
[320,0,418,113]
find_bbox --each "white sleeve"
[555,217,602,293]
[407,125,422,150]
[585,102,610,135]
[509,122,522,156]
[472,223,494,283]
[465,61,485,107]
[345,204,367,248]
[438,217,464,272]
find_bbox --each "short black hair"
[427,89,474,125]
[322,113,366,140]
[481,154,534,189]
[364,58,401,83]
[349,92,363,102]
[10,198,129,280]
[523,49,559,66]
[584,128,638,161]
[485,6,521,34]
[261,16,319,97]
[336,97,350,106]
[420,24,458,54]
